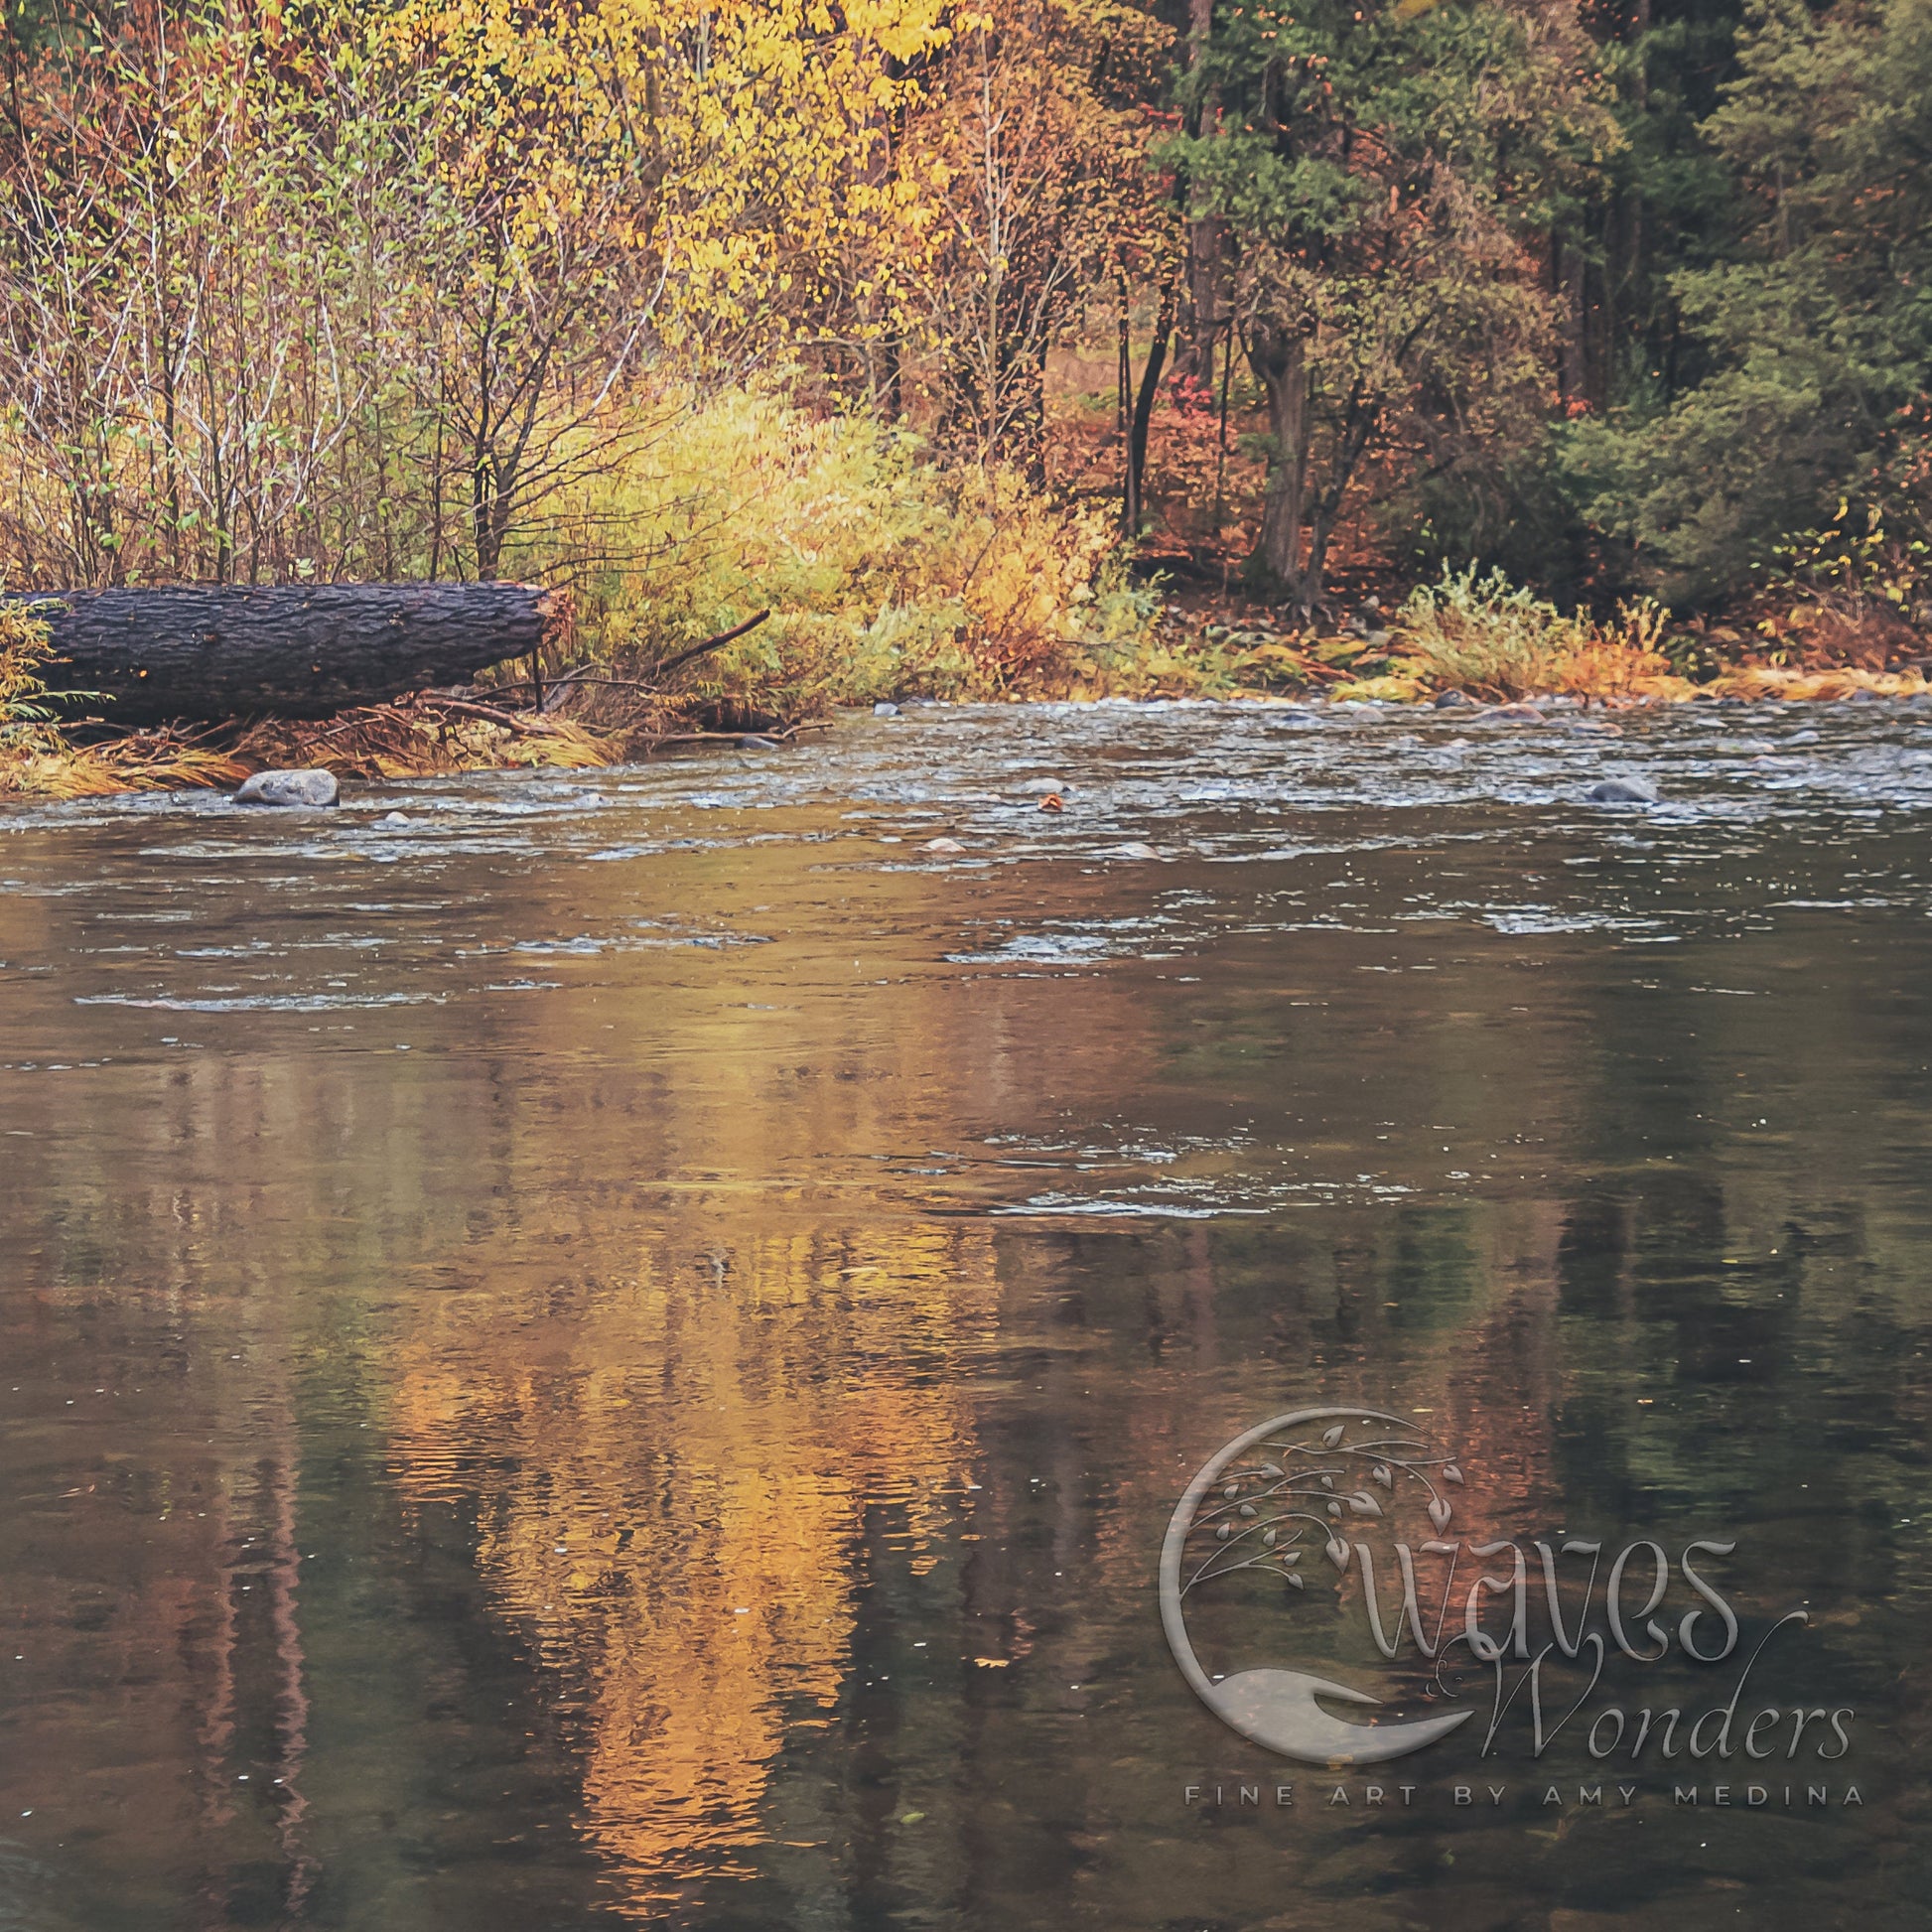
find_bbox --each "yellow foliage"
[531,386,1158,708]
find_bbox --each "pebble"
[234,768,339,808]
[374,810,412,828]
[1587,777,1659,804]
[924,837,965,853]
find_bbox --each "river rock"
[873,701,900,717]
[739,734,782,750]
[924,836,965,853]
[1787,729,1821,745]
[374,810,412,827]
[1433,690,1477,709]
[1587,776,1659,804]
[234,768,340,808]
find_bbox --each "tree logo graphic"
[1160,1407,1476,1763]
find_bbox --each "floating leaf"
[1319,1474,1334,1490]
[1321,1425,1344,1449]
[1223,1482,1240,1499]
[1262,1528,1277,1546]
[1428,1497,1452,1532]
[1283,1550,1301,1564]
[1217,1523,1233,1540]
[1285,1571,1305,1590]
[1443,1464,1464,1485]
[1239,1503,1257,1517]
[1372,1464,1392,1488]
[1326,1500,1341,1519]
[1259,1462,1284,1477]
[1325,1537,1350,1571]
[1348,1491,1383,1517]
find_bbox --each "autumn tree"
[1167,0,1614,608]
[878,0,1173,476]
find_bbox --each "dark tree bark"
[1248,321,1311,595]
[13,582,564,728]
[1124,281,1177,535]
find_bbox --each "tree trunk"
[15,582,565,728]
[1124,282,1177,535]
[1247,322,1310,595]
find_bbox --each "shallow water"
[2,698,1929,1929]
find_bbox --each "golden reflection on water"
[384,1220,1000,1903]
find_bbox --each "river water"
[2,697,1929,1930]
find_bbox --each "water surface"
[3,698,1929,1928]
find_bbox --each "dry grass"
[5,739,248,798]
[1703,664,1932,701]
[236,697,619,779]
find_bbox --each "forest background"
[2,0,1929,731]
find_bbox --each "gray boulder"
[1433,689,1476,709]
[234,767,339,808]
[873,701,900,717]
[1587,776,1659,804]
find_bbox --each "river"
[2,697,1929,1928]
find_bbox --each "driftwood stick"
[641,610,771,682]
[424,696,572,738]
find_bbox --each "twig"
[642,610,771,681]
[423,697,572,737]
[629,717,826,755]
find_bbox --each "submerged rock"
[739,734,783,750]
[1587,776,1659,804]
[234,768,339,808]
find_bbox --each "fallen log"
[8,582,563,729]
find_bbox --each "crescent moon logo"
[1160,1406,1475,1765]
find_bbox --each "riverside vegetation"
[2,0,1928,793]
